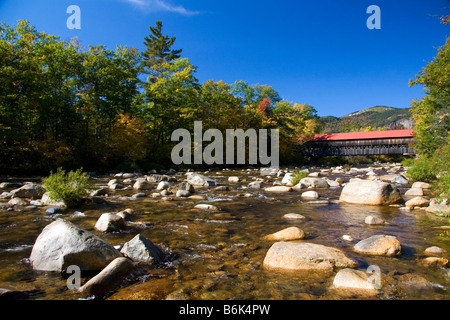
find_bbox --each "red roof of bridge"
[310,129,414,142]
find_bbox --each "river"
[0,165,449,300]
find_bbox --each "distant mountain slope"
[320,106,414,134]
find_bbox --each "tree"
[142,20,182,68]
[410,35,450,156]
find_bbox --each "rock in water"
[405,197,430,209]
[353,235,401,256]
[78,257,134,297]
[263,242,357,272]
[339,179,403,205]
[120,234,164,265]
[264,186,292,193]
[264,227,305,241]
[187,174,216,187]
[40,192,67,209]
[332,268,378,292]
[299,178,329,189]
[94,213,125,232]
[301,191,319,199]
[364,216,386,225]
[10,183,45,199]
[30,219,121,272]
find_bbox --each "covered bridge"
[303,129,415,157]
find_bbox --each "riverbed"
[0,165,449,300]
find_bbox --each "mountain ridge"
[319,106,414,134]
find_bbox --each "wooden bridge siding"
[304,137,415,157]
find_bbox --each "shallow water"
[0,168,449,300]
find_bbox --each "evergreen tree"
[142,20,182,68]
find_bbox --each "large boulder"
[186,174,216,187]
[339,179,403,205]
[120,234,164,265]
[353,235,401,256]
[11,183,45,199]
[30,219,121,272]
[263,242,357,272]
[299,178,329,189]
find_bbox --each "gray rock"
[133,180,152,190]
[8,198,28,206]
[0,192,12,199]
[353,235,401,256]
[228,176,240,183]
[11,183,45,199]
[176,190,191,197]
[176,182,195,193]
[364,216,386,225]
[264,227,305,241]
[94,213,126,232]
[30,219,121,272]
[332,268,378,292]
[281,173,294,185]
[264,186,292,192]
[248,181,262,189]
[411,182,432,189]
[194,204,219,211]
[425,199,450,215]
[301,191,319,199]
[405,197,430,209]
[120,234,164,264]
[424,246,447,256]
[187,174,216,187]
[132,193,147,199]
[90,188,108,197]
[263,242,357,272]
[282,213,306,220]
[405,188,424,197]
[299,177,329,189]
[78,257,134,297]
[339,179,403,205]
[156,181,172,191]
[45,207,62,215]
[40,192,67,209]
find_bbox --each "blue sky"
[0,0,449,117]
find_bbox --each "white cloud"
[123,0,200,16]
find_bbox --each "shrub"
[42,168,90,207]
[291,169,308,185]
[405,157,436,182]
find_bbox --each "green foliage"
[291,169,308,186]
[410,35,450,156]
[405,157,436,182]
[42,168,90,207]
[0,20,321,172]
[406,145,450,198]
[401,157,415,167]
